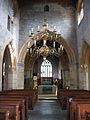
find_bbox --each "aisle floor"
[28,100,67,120]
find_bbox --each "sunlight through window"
[41,59,52,77]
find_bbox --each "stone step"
[38,94,57,100]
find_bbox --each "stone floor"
[28,99,67,120]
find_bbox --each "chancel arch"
[18,30,77,89]
[18,32,77,87]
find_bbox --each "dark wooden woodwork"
[0,109,10,120]
[0,98,25,120]
[0,95,28,119]
[0,103,20,120]
[57,89,90,109]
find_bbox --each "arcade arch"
[80,41,90,89]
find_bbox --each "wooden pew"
[0,98,25,120]
[0,102,20,120]
[0,109,10,120]
[67,95,90,118]
[0,95,28,119]
[0,89,38,110]
[85,112,90,120]
[11,89,38,109]
[0,89,38,120]
[69,99,90,120]
[77,103,90,120]
[57,89,90,109]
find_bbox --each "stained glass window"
[41,59,52,77]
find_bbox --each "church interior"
[0,0,90,119]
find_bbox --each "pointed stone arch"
[1,41,16,90]
[18,31,76,64]
[18,31,77,89]
[80,41,90,89]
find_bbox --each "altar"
[38,85,57,94]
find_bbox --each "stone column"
[17,62,24,89]
[8,70,18,89]
[0,60,2,90]
[79,66,89,90]
[0,48,3,90]
[69,62,77,89]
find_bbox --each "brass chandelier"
[27,19,64,58]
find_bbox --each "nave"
[29,99,67,120]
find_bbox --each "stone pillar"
[8,72,13,89]
[79,66,89,90]
[12,71,18,89]
[17,62,24,89]
[69,63,77,89]
[0,49,3,90]
[8,70,18,89]
[0,64,2,90]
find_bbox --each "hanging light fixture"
[27,18,64,58]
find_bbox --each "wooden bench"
[57,89,90,109]
[0,109,10,120]
[67,95,90,118]
[11,89,38,109]
[0,102,20,120]
[0,98,25,120]
[69,99,90,120]
[85,112,90,120]
[0,89,38,110]
[0,95,28,119]
[0,89,38,119]
[77,103,90,120]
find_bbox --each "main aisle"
[28,99,67,120]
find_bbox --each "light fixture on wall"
[27,18,64,58]
[81,64,88,72]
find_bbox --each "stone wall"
[77,0,90,54]
[0,0,19,54]
[19,2,77,53]
[18,2,78,89]
[1,0,90,90]
[77,0,90,89]
[0,0,19,90]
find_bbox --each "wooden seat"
[0,109,10,120]
[85,112,90,120]
[57,89,90,109]
[0,89,38,110]
[0,102,20,120]
[0,95,28,119]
